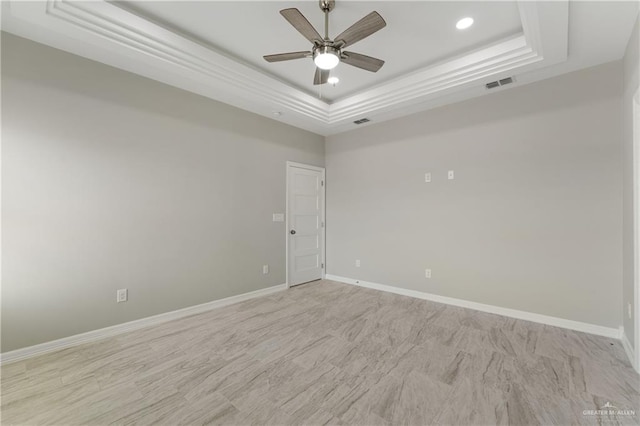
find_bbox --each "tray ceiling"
[1,1,637,135]
[120,1,523,102]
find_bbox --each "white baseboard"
[325,274,622,340]
[621,329,638,372]
[0,283,287,365]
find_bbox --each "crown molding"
[2,0,568,136]
[328,34,539,123]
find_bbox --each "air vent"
[485,76,515,90]
[353,118,371,125]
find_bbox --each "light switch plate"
[448,170,455,180]
[425,172,431,183]
[272,213,285,222]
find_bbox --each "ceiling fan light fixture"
[314,46,340,70]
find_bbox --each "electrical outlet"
[272,213,284,222]
[629,303,633,319]
[424,172,431,183]
[425,269,432,279]
[448,170,455,180]
[355,259,361,267]
[117,289,128,303]
[263,264,269,274]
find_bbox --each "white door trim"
[285,161,326,288]
[633,87,640,371]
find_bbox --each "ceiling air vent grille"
[485,77,515,90]
[353,118,371,125]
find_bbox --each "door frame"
[285,161,326,288]
[634,87,640,371]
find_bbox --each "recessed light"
[456,17,474,30]
[327,76,340,85]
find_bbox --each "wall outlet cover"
[117,289,128,303]
[272,213,285,222]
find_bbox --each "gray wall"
[326,61,623,329]
[1,30,631,352]
[623,16,639,348]
[1,34,324,352]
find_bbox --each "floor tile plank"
[2,280,637,425]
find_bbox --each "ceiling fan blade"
[334,11,386,48]
[314,68,329,85]
[280,8,323,44]
[264,51,311,62]
[341,51,385,72]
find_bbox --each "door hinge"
[321,263,324,269]
[321,221,324,228]
[321,180,324,187]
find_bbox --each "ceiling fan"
[263,0,386,85]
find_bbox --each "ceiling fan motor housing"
[313,45,340,60]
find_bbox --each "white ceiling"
[120,1,523,101]
[1,1,638,136]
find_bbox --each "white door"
[287,162,324,286]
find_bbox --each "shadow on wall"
[0,33,323,152]
[329,61,623,153]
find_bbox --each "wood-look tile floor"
[2,280,638,425]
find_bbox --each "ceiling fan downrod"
[320,0,335,41]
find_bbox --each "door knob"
[290,230,296,235]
